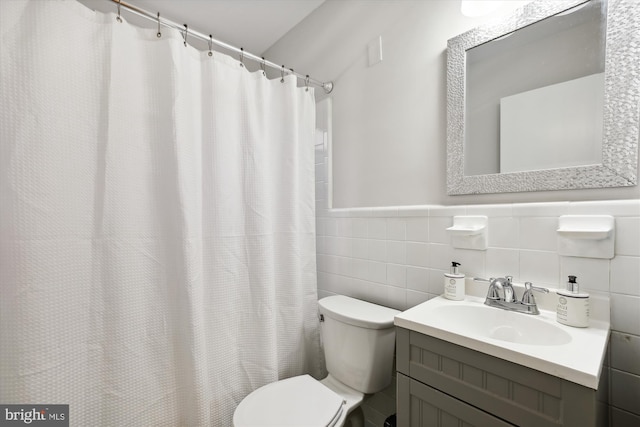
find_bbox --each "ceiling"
[77,0,325,55]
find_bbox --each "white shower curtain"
[0,1,321,425]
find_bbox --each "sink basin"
[430,305,572,345]
[394,294,610,389]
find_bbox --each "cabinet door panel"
[398,373,514,427]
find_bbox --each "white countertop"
[394,294,610,389]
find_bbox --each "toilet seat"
[233,375,345,427]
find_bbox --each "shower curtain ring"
[239,48,244,67]
[182,24,188,47]
[280,65,285,83]
[116,0,122,22]
[208,35,213,57]
[260,57,266,77]
[305,75,310,92]
[156,12,161,37]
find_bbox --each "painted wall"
[265,0,640,207]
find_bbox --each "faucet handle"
[525,282,549,293]
[521,282,549,305]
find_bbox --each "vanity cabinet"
[396,328,607,427]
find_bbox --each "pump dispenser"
[557,275,590,327]
[444,261,465,300]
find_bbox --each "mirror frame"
[447,0,639,195]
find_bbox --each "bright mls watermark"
[0,405,68,426]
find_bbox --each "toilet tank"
[318,295,400,394]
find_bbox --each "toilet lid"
[233,375,345,427]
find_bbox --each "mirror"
[447,0,639,195]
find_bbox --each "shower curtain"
[0,1,321,425]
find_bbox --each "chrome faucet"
[478,277,548,315]
[488,276,516,302]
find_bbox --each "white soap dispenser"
[557,275,590,328]
[444,261,465,300]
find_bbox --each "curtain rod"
[108,0,334,94]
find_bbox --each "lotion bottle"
[444,261,465,300]
[557,275,589,328]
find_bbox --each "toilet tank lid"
[318,295,400,329]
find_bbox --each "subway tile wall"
[315,142,640,426]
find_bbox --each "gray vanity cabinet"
[396,328,607,427]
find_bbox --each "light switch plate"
[368,36,383,67]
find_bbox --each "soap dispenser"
[556,275,589,328]
[444,261,465,300]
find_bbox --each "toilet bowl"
[233,295,399,427]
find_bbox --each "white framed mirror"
[447,0,639,195]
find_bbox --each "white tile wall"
[317,201,639,303]
[611,256,640,296]
[314,129,640,425]
[611,332,640,376]
[519,217,558,251]
[611,369,640,415]
[610,294,640,336]
[406,218,428,242]
[616,217,640,256]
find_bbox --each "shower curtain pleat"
[0,1,321,425]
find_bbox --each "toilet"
[233,295,400,427]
